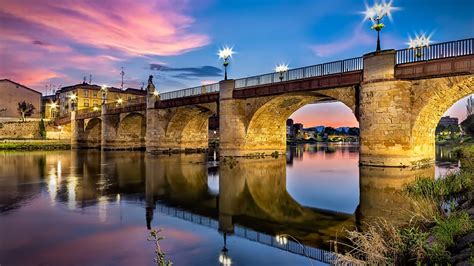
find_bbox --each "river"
[0,144,457,265]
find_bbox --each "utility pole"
[89,74,92,84]
[120,67,125,90]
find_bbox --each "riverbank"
[0,139,71,150]
[333,142,474,265]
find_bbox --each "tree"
[460,114,474,136]
[39,118,46,138]
[324,127,336,135]
[467,95,473,117]
[17,101,35,122]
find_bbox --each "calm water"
[0,144,455,265]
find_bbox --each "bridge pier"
[70,111,85,149]
[100,109,120,150]
[360,50,431,167]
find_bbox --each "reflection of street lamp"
[218,46,235,80]
[275,64,289,82]
[275,234,314,266]
[408,33,432,58]
[363,1,398,51]
[219,233,232,265]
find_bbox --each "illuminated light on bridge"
[68,93,77,101]
[275,63,289,82]
[117,98,124,105]
[363,0,399,51]
[218,46,235,80]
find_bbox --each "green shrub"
[39,118,46,139]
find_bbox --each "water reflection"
[0,146,452,265]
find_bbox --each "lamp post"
[218,46,235,80]
[57,125,62,140]
[275,234,314,266]
[275,64,289,82]
[50,101,58,118]
[116,97,123,107]
[408,33,431,59]
[100,85,108,105]
[68,93,77,111]
[364,1,397,51]
[219,233,232,266]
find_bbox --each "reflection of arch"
[410,76,474,159]
[117,113,146,147]
[84,117,101,148]
[244,88,357,152]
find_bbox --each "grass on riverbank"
[0,141,70,150]
[333,150,474,265]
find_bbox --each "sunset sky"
[1,0,473,127]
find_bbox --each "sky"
[0,0,473,127]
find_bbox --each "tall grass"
[332,166,474,265]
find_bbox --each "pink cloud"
[0,0,209,91]
[0,0,209,56]
[311,27,374,57]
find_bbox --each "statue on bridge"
[147,75,155,95]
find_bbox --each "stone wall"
[0,121,41,139]
[0,80,42,119]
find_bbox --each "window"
[93,100,98,107]
[84,90,89,97]
[93,91,98,98]
[128,96,132,100]
[84,99,90,107]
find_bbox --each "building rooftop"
[58,83,146,95]
[0,79,42,95]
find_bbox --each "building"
[438,116,459,127]
[43,82,146,118]
[0,79,42,120]
[286,119,294,137]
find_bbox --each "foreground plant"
[147,229,173,266]
[332,166,474,265]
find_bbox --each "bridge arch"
[241,87,357,154]
[410,75,474,162]
[116,112,146,148]
[84,117,101,148]
[146,103,218,152]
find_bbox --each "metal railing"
[77,106,100,116]
[155,38,472,99]
[396,38,473,64]
[235,57,363,89]
[160,83,220,100]
[154,203,335,264]
[104,96,146,110]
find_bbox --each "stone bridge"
[59,38,474,167]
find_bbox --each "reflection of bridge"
[60,38,474,167]
[154,202,336,264]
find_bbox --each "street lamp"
[50,101,58,118]
[117,98,123,106]
[218,46,235,80]
[153,89,160,97]
[100,85,108,104]
[68,93,77,111]
[219,233,232,265]
[57,125,62,140]
[408,33,432,58]
[363,0,398,51]
[275,64,289,82]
